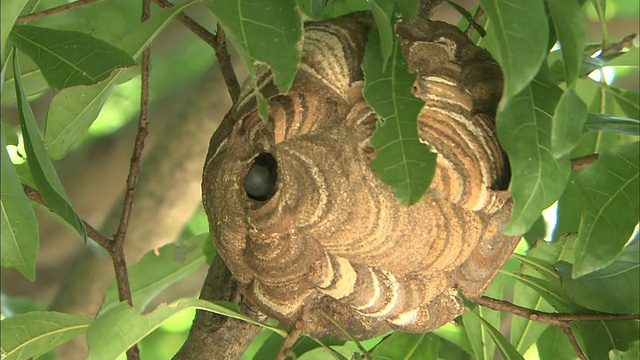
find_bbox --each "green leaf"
[573,141,639,277]
[509,279,552,354]
[497,70,571,235]
[479,0,548,101]
[43,1,196,160]
[369,0,395,69]
[465,310,524,360]
[298,342,359,360]
[432,322,473,356]
[611,340,640,360]
[1,0,29,66]
[101,233,210,313]
[2,121,18,145]
[551,85,588,158]
[1,311,92,360]
[501,270,572,312]
[202,0,302,93]
[1,51,48,104]
[547,0,585,86]
[557,245,638,313]
[362,28,436,205]
[13,52,86,240]
[373,332,438,360]
[1,139,38,281]
[10,25,136,90]
[395,0,420,20]
[584,113,640,135]
[536,326,578,360]
[574,320,640,359]
[86,299,287,360]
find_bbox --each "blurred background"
[1,0,638,358]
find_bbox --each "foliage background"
[1,0,638,359]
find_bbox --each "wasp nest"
[202,15,519,339]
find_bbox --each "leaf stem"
[16,0,104,24]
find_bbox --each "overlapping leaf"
[480,0,548,101]
[1,0,29,66]
[13,52,86,241]
[464,308,524,360]
[101,233,210,313]
[497,70,571,235]
[1,137,38,281]
[551,85,588,158]
[43,1,196,160]
[362,28,436,205]
[547,0,585,86]
[1,311,92,360]
[10,25,136,90]
[583,113,640,135]
[573,141,639,277]
[373,332,438,359]
[86,299,287,360]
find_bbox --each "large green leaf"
[13,52,86,241]
[373,332,438,359]
[574,320,640,360]
[497,70,571,235]
[547,0,585,86]
[556,246,639,313]
[43,1,196,160]
[1,311,92,360]
[1,0,29,67]
[1,138,38,281]
[9,25,136,90]
[101,233,210,313]
[479,0,548,101]
[551,85,588,158]
[86,299,287,360]
[573,141,639,277]
[362,28,436,205]
[202,0,302,93]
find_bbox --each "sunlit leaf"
[202,0,302,93]
[432,322,473,356]
[86,299,287,360]
[465,310,524,360]
[536,326,578,360]
[480,0,548,101]
[1,139,38,281]
[556,245,639,313]
[547,0,585,86]
[1,311,92,360]
[13,52,86,240]
[497,70,571,235]
[551,85,588,158]
[610,340,640,360]
[101,233,210,313]
[43,1,197,160]
[362,28,436,204]
[573,141,639,277]
[10,25,136,90]
[373,332,438,359]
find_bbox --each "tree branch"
[151,0,241,102]
[16,0,103,24]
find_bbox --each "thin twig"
[22,185,112,248]
[16,0,103,24]
[150,0,241,102]
[465,6,484,37]
[561,325,588,360]
[600,33,637,57]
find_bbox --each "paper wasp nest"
[202,15,519,338]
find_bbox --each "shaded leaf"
[551,85,588,158]
[611,340,640,360]
[395,0,420,20]
[1,0,29,66]
[203,0,302,93]
[43,1,196,160]
[432,322,473,356]
[574,320,640,360]
[583,113,640,135]
[362,28,436,204]
[13,52,86,240]
[1,51,48,104]
[101,233,210,313]
[497,70,571,235]
[501,270,571,312]
[86,299,286,360]
[547,0,585,86]
[369,0,395,69]
[10,25,136,90]
[298,342,358,360]
[373,332,438,360]
[1,311,92,360]
[465,310,524,360]
[536,326,578,360]
[573,141,639,276]
[479,0,548,101]
[556,245,639,313]
[1,139,38,281]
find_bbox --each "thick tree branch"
[16,0,103,24]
